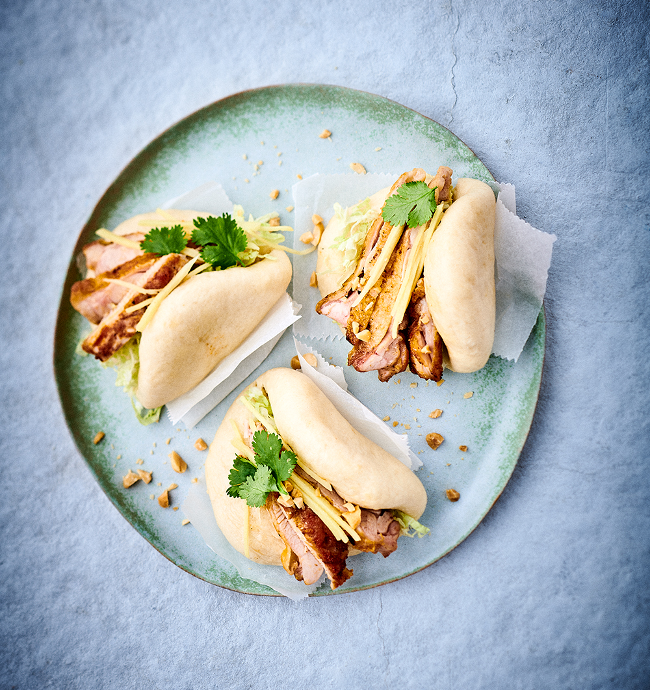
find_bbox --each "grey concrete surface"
[1,1,649,688]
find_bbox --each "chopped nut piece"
[158,490,170,508]
[393,421,399,427]
[382,416,390,422]
[290,355,301,369]
[310,271,318,288]
[93,431,105,445]
[446,489,460,502]
[269,189,279,199]
[194,438,208,451]
[191,477,198,484]
[123,470,140,488]
[137,469,152,484]
[277,493,295,508]
[244,178,249,183]
[297,174,303,180]
[303,353,318,368]
[436,379,445,387]
[268,216,280,227]
[319,129,331,139]
[426,432,445,450]
[311,222,324,245]
[116,454,122,460]
[429,409,443,419]
[182,519,190,526]
[300,231,313,244]
[410,382,418,388]
[342,505,361,529]
[149,494,155,500]
[459,445,468,452]
[165,438,171,445]
[357,329,370,341]
[350,162,366,175]
[258,160,263,165]
[404,424,411,430]
[168,483,178,491]
[285,205,294,212]
[375,147,382,151]
[242,154,247,160]
[173,506,179,511]
[136,458,144,465]
[351,321,359,335]
[293,496,304,509]
[169,451,187,474]
[311,214,323,225]
[464,391,474,399]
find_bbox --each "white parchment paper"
[292,174,556,362]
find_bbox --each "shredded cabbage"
[393,510,430,538]
[327,197,379,284]
[101,334,161,425]
[239,386,279,435]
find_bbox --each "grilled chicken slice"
[355,509,401,557]
[82,234,145,277]
[407,278,443,381]
[82,253,189,362]
[70,254,160,324]
[270,500,352,590]
[430,166,453,203]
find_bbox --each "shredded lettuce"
[232,205,288,265]
[327,197,379,284]
[101,334,162,425]
[393,510,430,538]
[239,386,279,435]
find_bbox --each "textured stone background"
[1,1,649,688]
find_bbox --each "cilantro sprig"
[192,214,248,269]
[381,181,438,229]
[140,225,188,255]
[227,431,298,508]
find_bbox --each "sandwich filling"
[316,166,453,382]
[226,386,428,590]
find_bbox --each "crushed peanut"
[93,431,105,445]
[191,478,198,483]
[311,222,324,245]
[136,458,144,465]
[393,421,399,427]
[374,147,382,151]
[342,505,361,529]
[194,438,208,451]
[350,162,366,175]
[464,391,473,399]
[242,154,247,160]
[312,214,323,225]
[319,129,332,139]
[169,451,187,473]
[290,353,317,369]
[429,409,443,419]
[182,519,190,526]
[270,189,279,199]
[426,432,445,450]
[446,489,460,502]
[404,424,411,430]
[136,469,152,484]
[300,231,313,244]
[356,330,370,342]
[158,490,170,508]
[410,382,418,388]
[383,416,390,422]
[296,174,303,180]
[351,321,359,335]
[168,483,178,491]
[285,205,294,212]
[459,445,468,452]
[290,355,301,370]
[122,470,140,488]
[165,438,171,445]
[173,506,179,511]
[436,379,445,387]
[309,271,318,288]
[258,160,263,165]
[268,216,280,227]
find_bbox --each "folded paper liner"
[291,174,556,362]
[146,181,302,427]
[182,341,423,599]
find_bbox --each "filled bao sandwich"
[316,167,496,381]
[206,367,429,590]
[70,206,305,422]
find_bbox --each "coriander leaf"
[192,214,248,269]
[381,181,437,229]
[251,431,283,465]
[226,456,257,499]
[238,465,276,507]
[140,225,188,255]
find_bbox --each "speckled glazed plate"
[54,84,544,596]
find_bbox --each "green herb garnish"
[140,225,188,255]
[192,213,248,269]
[227,431,298,507]
[381,181,438,229]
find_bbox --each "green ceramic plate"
[54,84,544,596]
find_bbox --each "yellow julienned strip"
[96,229,140,249]
[184,261,211,280]
[239,398,280,437]
[136,255,199,332]
[389,203,448,338]
[104,279,160,295]
[229,421,255,462]
[295,458,332,491]
[279,244,316,256]
[296,489,348,543]
[124,296,155,314]
[289,473,360,542]
[351,222,405,308]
